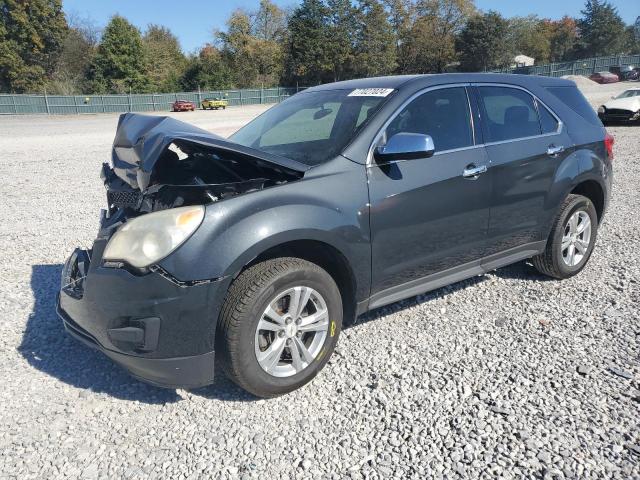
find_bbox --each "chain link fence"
[494,54,640,77]
[0,87,300,115]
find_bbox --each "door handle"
[547,145,565,156]
[462,164,487,179]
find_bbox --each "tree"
[142,25,186,93]
[508,16,552,64]
[576,0,626,57]
[353,0,396,77]
[48,14,100,94]
[217,1,286,88]
[400,0,475,73]
[623,16,640,54]
[457,11,511,72]
[326,0,358,81]
[548,16,579,62]
[382,0,415,73]
[87,16,147,93]
[180,45,234,91]
[284,0,331,85]
[0,0,68,93]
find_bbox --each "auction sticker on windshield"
[348,88,394,97]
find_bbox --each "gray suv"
[58,74,613,397]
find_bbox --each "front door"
[367,86,492,305]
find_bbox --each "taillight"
[604,132,614,161]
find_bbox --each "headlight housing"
[103,206,205,268]
[597,106,605,114]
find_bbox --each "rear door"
[473,84,573,258]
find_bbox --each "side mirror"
[374,133,435,162]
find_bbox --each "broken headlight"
[103,206,204,268]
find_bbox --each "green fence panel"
[495,54,640,77]
[0,86,301,115]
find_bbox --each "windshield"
[616,90,640,99]
[230,90,391,165]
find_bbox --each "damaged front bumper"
[57,241,229,389]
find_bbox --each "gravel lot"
[1,82,639,480]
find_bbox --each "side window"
[384,87,473,152]
[478,86,541,142]
[538,102,559,134]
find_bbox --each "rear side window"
[477,86,541,142]
[538,102,559,134]
[546,86,602,127]
[384,87,473,152]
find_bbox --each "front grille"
[107,190,141,209]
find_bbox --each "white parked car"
[598,88,640,124]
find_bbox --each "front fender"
[158,156,371,296]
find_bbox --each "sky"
[62,0,639,54]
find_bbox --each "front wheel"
[217,258,342,398]
[532,194,598,279]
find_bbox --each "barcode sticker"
[348,88,394,97]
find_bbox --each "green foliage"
[576,0,626,57]
[326,0,358,81]
[217,1,287,88]
[47,15,100,94]
[284,0,332,85]
[143,25,187,93]
[548,17,579,62]
[508,16,551,64]
[352,0,396,77]
[180,45,234,91]
[622,16,640,54]
[458,11,511,72]
[2,0,639,95]
[0,0,68,93]
[87,15,147,94]
[400,0,475,73]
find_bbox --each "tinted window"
[231,90,389,165]
[384,87,473,152]
[538,102,559,134]
[478,86,541,142]
[546,86,601,127]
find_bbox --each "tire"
[217,258,342,398]
[532,194,598,279]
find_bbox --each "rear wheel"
[532,194,598,279]
[217,258,342,398]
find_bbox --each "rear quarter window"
[545,86,602,127]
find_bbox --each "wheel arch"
[237,239,359,325]
[570,179,605,223]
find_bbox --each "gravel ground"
[1,82,639,480]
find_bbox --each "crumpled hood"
[603,97,640,112]
[111,113,309,190]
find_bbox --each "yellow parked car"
[201,97,228,110]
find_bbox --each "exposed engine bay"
[102,113,306,216]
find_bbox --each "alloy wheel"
[561,210,592,267]
[254,286,329,378]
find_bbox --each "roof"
[304,73,574,93]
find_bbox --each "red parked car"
[589,71,619,84]
[171,100,196,112]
